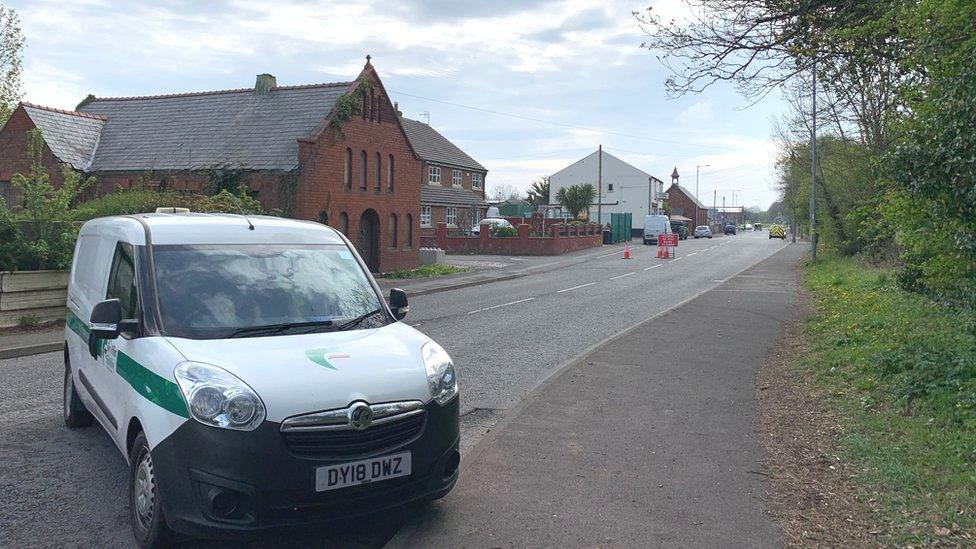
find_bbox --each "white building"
[548,149,665,234]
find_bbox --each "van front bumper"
[151,397,460,539]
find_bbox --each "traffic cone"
[656,247,663,258]
[663,247,670,259]
[623,242,632,259]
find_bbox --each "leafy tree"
[525,176,550,207]
[12,129,95,270]
[0,196,23,270]
[0,5,24,124]
[554,183,596,220]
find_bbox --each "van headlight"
[422,341,458,405]
[174,362,266,431]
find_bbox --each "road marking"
[594,248,628,259]
[644,265,662,271]
[556,282,596,293]
[709,246,718,250]
[609,272,636,280]
[671,257,683,261]
[687,251,698,256]
[467,297,535,314]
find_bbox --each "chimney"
[255,73,277,95]
[394,101,403,117]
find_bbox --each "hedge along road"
[0,231,789,547]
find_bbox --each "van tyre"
[64,348,94,428]
[129,432,174,549]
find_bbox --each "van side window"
[107,242,139,320]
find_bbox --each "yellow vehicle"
[769,225,786,239]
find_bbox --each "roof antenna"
[234,202,255,230]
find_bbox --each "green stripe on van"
[66,310,89,340]
[116,351,189,418]
[66,310,187,418]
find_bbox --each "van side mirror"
[389,288,409,321]
[89,298,139,341]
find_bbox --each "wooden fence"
[0,270,69,328]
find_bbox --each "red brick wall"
[296,73,422,273]
[430,222,602,255]
[91,170,295,213]
[665,184,707,227]
[0,106,69,207]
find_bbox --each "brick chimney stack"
[255,73,277,95]
[394,101,403,117]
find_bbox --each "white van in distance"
[642,214,672,245]
[62,212,460,547]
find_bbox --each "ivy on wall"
[330,80,371,131]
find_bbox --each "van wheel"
[64,350,94,428]
[129,432,174,549]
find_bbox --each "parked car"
[769,225,787,239]
[724,223,737,235]
[745,223,753,231]
[754,223,763,231]
[63,212,460,547]
[472,217,514,235]
[670,221,689,240]
[643,214,672,245]
[693,225,713,239]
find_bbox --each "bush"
[490,225,518,237]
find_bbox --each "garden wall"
[0,270,68,328]
[428,222,602,256]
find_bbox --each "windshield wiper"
[336,308,384,332]
[226,320,335,339]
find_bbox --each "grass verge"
[383,264,467,280]
[801,257,975,545]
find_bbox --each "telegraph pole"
[810,58,818,262]
[597,145,603,225]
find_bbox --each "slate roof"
[421,185,489,207]
[401,118,486,172]
[668,183,707,210]
[21,103,106,171]
[76,83,352,172]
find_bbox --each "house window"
[428,166,441,185]
[471,173,482,189]
[387,155,395,192]
[420,206,431,227]
[344,148,352,189]
[405,214,413,247]
[473,208,482,225]
[359,151,367,190]
[375,152,382,191]
[446,207,457,226]
[339,212,349,235]
[388,214,398,249]
[452,169,462,187]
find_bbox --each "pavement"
[389,241,805,548]
[0,231,795,547]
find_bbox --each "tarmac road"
[0,231,790,547]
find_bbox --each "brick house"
[399,117,488,235]
[665,182,709,228]
[0,58,425,273]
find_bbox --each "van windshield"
[151,244,385,339]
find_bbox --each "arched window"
[387,154,395,192]
[339,212,349,235]
[388,214,398,249]
[405,214,413,248]
[359,150,367,190]
[344,148,352,189]
[375,152,382,191]
[370,90,377,121]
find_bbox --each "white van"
[63,213,460,547]
[642,214,672,245]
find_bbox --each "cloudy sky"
[10,0,785,209]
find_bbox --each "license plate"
[315,452,411,492]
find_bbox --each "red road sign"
[658,233,678,247]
